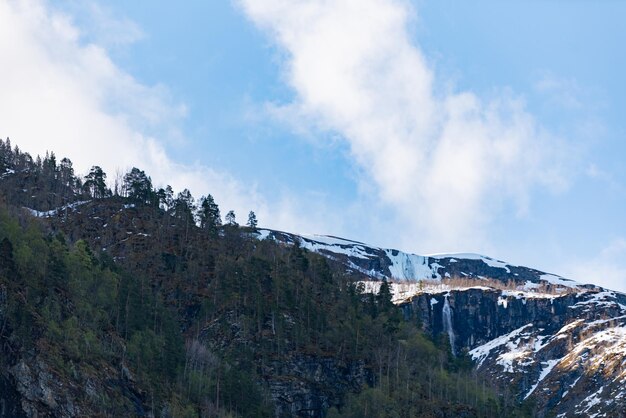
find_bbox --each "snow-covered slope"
[255,229,585,291]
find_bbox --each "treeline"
[0,138,258,230]
[0,141,534,417]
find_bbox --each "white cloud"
[46,0,145,49]
[564,239,626,292]
[0,0,278,225]
[534,73,583,110]
[239,0,572,252]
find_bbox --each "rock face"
[0,352,147,418]
[0,375,27,418]
[9,359,81,418]
[257,230,626,416]
[263,355,372,417]
[402,288,626,417]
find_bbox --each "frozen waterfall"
[442,294,456,356]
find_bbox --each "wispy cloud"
[564,238,626,292]
[534,73,584,110]
[51,0,146,49]
[239,0,573,252]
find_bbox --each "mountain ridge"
[0,139,622,417]
[254,228,590,291]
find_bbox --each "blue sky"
[1,0,625,291]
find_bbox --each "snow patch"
[428,252,512,273]
[540,273,581,288]
[25,200,90,218]
[300,234,376,261]
[385,250,440,281]
[255,229,272,241]
[577,387,604,417]
[469,324,533,368]
[524,359,559,399]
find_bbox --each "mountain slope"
[0,141,526,417]
[255,229,587,291]
[0,140,621,417]
[254,230,626,417]
[14,190,624,417]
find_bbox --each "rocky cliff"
[401,287,626,417]
[253,229,626,416]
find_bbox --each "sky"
[1,0,625,291]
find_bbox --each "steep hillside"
[2,140,624,417]
[401,288,626,417]
[0,141,529,417]
[259,231,626,417]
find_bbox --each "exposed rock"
[10,358,78,417]
[263,354,372,417]
[402,288,626,417]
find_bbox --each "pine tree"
[58,158,75,188]
[84,166,109,199]
[123,167,154,204]
[247,211,258,229]
[377,278,393,310]
[156,185,175,211]
[225,210,238,227]
[198,194,222,235]
[173,189,196,223]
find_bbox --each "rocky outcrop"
[402,288,626,417]
[402,289,623,351]
[0,355,148,417]
[10,359,81,417]
[263,355,372,417]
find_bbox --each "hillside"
[0,140,534,417]
[251,230,626,417]
[0,139,623,417]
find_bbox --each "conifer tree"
[198,194,222,234]
[58,158,75,188]
[225,210,237,227]
[247,211,258,229]
[173,189,196,223]
[84,166,109,199]
[377,278,393,310]
[123,167,153,204]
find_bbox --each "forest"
[0,139,532,417]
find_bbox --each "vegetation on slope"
[0,139,531,417]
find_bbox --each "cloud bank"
[239,0,571,252]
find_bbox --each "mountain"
[255,230,626,417]
[0,140,622,417]
[254,229,587,291]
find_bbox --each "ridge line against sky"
[1,0,625,291]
